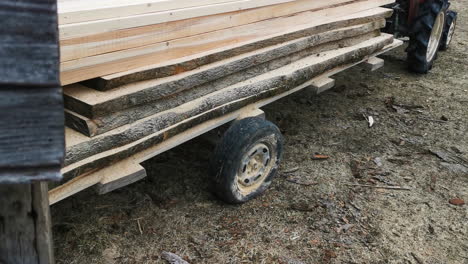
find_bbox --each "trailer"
[49,0,456,205]
[50,39,402,204]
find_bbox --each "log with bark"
[65,22,385,137]
[62,34,393,181]
[63,8,392,119]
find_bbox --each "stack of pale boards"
[61,0,398,181]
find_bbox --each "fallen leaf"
[449,198,465,206]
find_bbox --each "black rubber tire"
[210,117,283,204]
[439,10,457,51]
[406,0,447,73]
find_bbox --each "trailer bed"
[50,38,402,204]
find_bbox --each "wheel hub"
[446,19,456,47]
[238,143,271,187]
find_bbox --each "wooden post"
[0,0,64,263]
[0,184,54,264]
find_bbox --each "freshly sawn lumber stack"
[59,0,397,183]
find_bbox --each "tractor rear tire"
[439,10,457,51]
[406,0,447,73]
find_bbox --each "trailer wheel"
[211,117,283,204]
[407,0,446,73]
[439,10,457,51]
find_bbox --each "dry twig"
[344,183,411,190]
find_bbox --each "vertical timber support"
[0,0,63,263]
[0,184,54,264]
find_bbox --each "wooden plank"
[65,24,385,136]
[97,163,146,194]
[58,0,294,25]
[61,34,393,180]
[0,88,65,169]
[0,0,64,184]
[237,108,266,120]
[59,0,300,39]
[59,1,395,84]
[0,0,60,86]
[59,0,353,61]
[49,169,103,205]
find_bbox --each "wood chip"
[161,252,189,264]
[312,154,330,160]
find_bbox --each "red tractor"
[384,0,457,73]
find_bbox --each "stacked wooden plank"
[60,0,397,181]
[59,0,395,85]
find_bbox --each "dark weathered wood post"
[0,0,64,263]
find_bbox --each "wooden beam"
[96,163,146,195]
[0,0,64,183]
[0,0,60,86]
[32,183,55,264]
[0,183,54,264]
[0,88,65,172]
[310,77,336,94]
[360,56,385,71]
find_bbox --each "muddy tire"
[407,0,447,73]
[439,10,457,51]
[211,117,283,204]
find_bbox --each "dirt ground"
[52,2,467,263]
